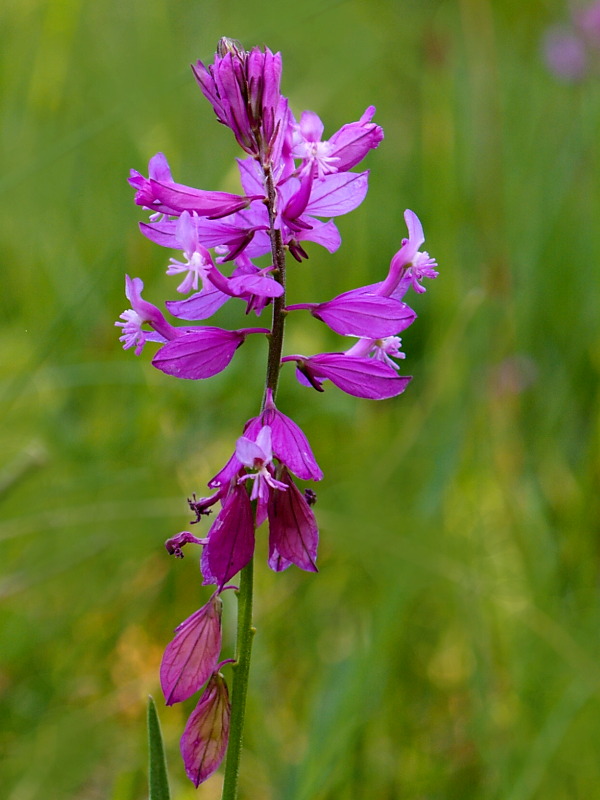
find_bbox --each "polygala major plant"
[117,37,438,796]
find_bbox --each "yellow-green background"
[2,1,600,798]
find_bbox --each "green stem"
[263,164,287,402]
[220,559,255,800]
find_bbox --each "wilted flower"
[161,594,223,705]
[180,672,231,787]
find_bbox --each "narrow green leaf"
[147,696,171,800]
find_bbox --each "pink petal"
[149,180,254,218]
[309,295,416,337]
[260,397,323,481]
[295,219,341,253]
[300,353,412,399]
[404,209,425,251]
[304,171,369,217]
[166,287,230,321]
[152,328,246,380]
[226,273,283,298]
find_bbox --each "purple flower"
[286,294,416,338]
[201,483,255,587]
[129,154,255,219]
[291,105,384,177]
[148,179,258,219]
[377,209,439,299]
[161,594,223,705]
[268,468,318,573]
[208,393,323,488]
[152,326,269,380]
[115,276,177,355]
[193,38,283,161]
[180,672,231,787]
[282,352,412,399]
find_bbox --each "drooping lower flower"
[180,671,231,787]
[161,593,223,705]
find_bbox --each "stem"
[220,559,254,800]
[220,161,287,799]
[263,164,287,403]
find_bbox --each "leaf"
[147,696,171,800]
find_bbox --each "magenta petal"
[283,170,314,223]
[260,400,323,481]
[160,595,222,705]
[147,152,173,182]
[203,485,255,587]
[149,180,254,218]
[152,328,246,379]
[403,209,424,249]
[309,295,416,337]
[180,673,231,787]
[236,157,266,197]
[305,171,369,217]
[328,106,384,171]
[139,219,179,248]
[295,219,341,253]
[226,273,284,298]
[268,469,318,572]
[208,452,243,490]
[301,353,412,399]
[166,287,230,321]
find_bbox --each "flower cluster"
[543,1,600,81]
[117,38,437,787]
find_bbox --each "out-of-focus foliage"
[2,1,599,798]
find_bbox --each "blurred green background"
[2,0,600,798]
